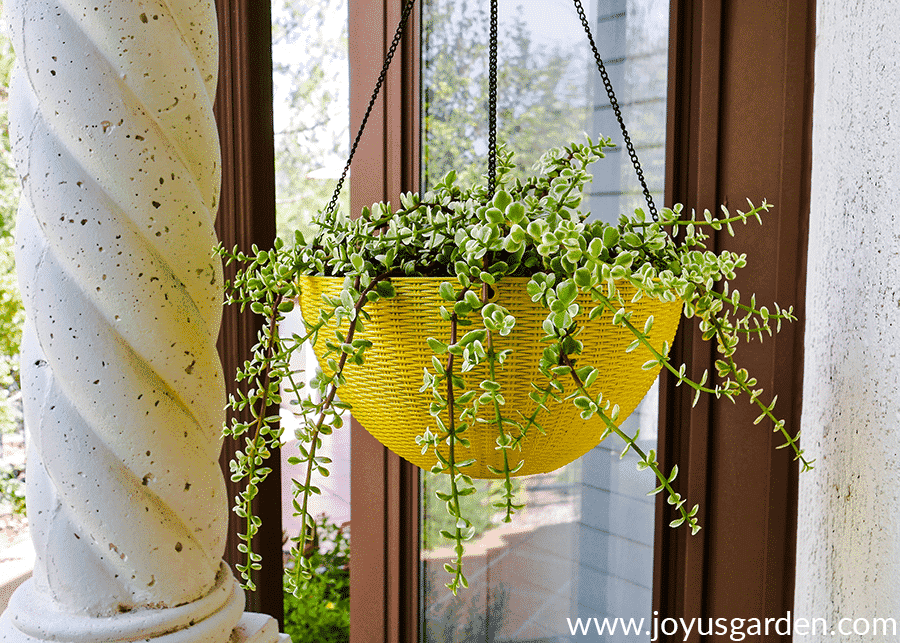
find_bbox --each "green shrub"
[0,463,24,516]
[283,515,350,643]
[0,23,25,520]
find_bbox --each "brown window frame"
[214,0,284,624]
[347,2,421,642]
[655,0,815,634]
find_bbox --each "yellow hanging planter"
[299,275,681,478]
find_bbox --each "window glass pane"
[420,1,668,640]
[271,1,351,639]
[272,0,351,528]
[272,0,350,246]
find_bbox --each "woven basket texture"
[298,276,681,478]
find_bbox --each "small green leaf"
[667,464,679,482]
[602,227,619,247]
[556,280,578,305]
[484,207,504,224]
[493,190,513,210]
[506,202,525,223]
[454,300,472,316]
[376,281,396,298]
[439,282,456,301]
[573,267,592,288]
[572,396,593,411]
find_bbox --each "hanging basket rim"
[295,274,684,304]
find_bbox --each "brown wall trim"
[214,0,284,623]
[655,0,816,639]
[348,1,421,643]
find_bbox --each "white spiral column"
[0,1,284,641]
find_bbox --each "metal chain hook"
[324,0,419,218]
[571,0,659,222]
[487,0,499,197]
[326,0,654,223]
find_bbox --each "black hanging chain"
[571,0,658,222]
[326,0,654,221]
[487,0,499,197]
[324,0,419,218]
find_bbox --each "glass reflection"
[420,0,669,640]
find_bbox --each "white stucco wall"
[795,0,900,637]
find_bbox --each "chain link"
[572,0,658,222]
[326,0,655,222]
[487,0,499,197]
[325,0,419,217]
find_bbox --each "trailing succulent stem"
[221,137,811,595]
[220,239,296,590]
[558,349,698,533]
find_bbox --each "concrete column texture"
[795,0,900,636]
[0,1,284,641]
